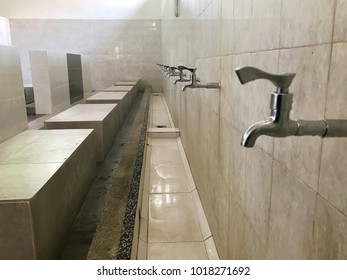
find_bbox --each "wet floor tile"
[148,242,208,260]
[148,193,203,242]
[150,163,190,193]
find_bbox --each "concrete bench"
[104,83,139,111]
[114,81,138,86]
[103,85,133,92]
[85,91,130,125]
[86,91,128,104]
[0,129,96,259]
[44,104,119,162]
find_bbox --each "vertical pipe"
[175,0,180,17]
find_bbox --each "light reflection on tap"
[235,66,347,148]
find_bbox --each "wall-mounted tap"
[235,66,347,148]
[168,67,180,77]
[173,66,190,84]
[156,63,171,75]
[180,66,220,91]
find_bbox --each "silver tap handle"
[235,66,296,93]
[178,66,196,74]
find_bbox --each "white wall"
[11,19,163,92]
[30,51,70,114]
[0,16,12,45]
[0,0,162,19]
[0,45,27,143]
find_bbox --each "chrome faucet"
[181,66,220,91]
[173,66,190,84]
[168,67,180,77]
[156,63,171,75]
[235,66,347,148]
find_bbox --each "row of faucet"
[157,63,347,148]
[156,63,220,90]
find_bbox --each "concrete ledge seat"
[44,104,119,162]
[0,129,96,259]
[86,91,128,104]
[103,85,134,92]
[86,91,130,125]
[114,81,138,86]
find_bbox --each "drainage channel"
[60,91,145,260]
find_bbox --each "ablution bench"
[0,129,96,259]
[44,104,119,162]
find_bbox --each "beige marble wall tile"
[228,196,245,259]
[199,0,214,16]
[267,161,316,259]
[196,57,221,114]
[230,53,252,131]
[229,126,247,205]
[279,45,330,119]
[244,147,273,246]
[221,0,233,55]
[198,0,221,58]
[280,0,335,48]
[333,0,347,42]
[233,0,252,54]
[313,197,347,259]
[181,0,200,19]
[209,175,230,259]
[219,117,231,184]
[274,45,331,189]
[220,54,233,123]
[191,190,212,240]
[241,218,267,259]
[319,139,347,216]
[325,43,347,118]
[251,0,280,52]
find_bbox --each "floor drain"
[156,125,167,128]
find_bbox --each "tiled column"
[0,45,28,143]
[30,51,70,114]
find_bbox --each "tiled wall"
[81,55,93,98]
[0,45,28,143]
[10,19,163,92]
[0,16,12,46]
[162,0,347,259]
[30,51,70,114]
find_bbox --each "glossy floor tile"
[151,94,173,128]
[150,163,190,193]
[148,193,204,242]
[140,93,219,260]
[148,242,208,260]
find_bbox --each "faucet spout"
[241,117,298,148]
[181,84,191,91]
[241,119,276,147]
